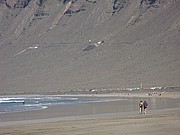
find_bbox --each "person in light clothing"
[139,101,143,114]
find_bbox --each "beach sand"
[0,92,180,135]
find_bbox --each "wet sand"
[0,92,180,135]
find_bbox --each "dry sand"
[0,92,180,135]
[0,110,180,135]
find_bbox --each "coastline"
[1,90,180,98]
[0,91,180,135]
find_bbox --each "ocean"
[0,95,180,115]
[0,96,83,114]
[0,96,121,114]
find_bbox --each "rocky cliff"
[0,0,179,94]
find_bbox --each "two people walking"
[139,101,148,114]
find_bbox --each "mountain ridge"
[0,0,179,94]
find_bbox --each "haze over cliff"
[0,0,180,94]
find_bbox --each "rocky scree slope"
[0,0,179,94]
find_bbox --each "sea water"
[0,96,120,114]
[0,96,84,114]
[1,96,180,115]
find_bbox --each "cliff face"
[0,0,179,94]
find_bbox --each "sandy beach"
[0,91,180,135]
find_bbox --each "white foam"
[42,106,48,109]
[0,100,25,103]
[0,97,26,101]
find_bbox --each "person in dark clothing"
[143,101,148,114]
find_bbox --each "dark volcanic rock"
[112,0,129,14]
[14,0,31,8]
[141,0,156,5]
[0,0,31,8]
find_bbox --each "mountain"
[0,0,180,94]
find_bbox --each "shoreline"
[0,92,180,121]
[0,91,180,135]
[1,90,180,98]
